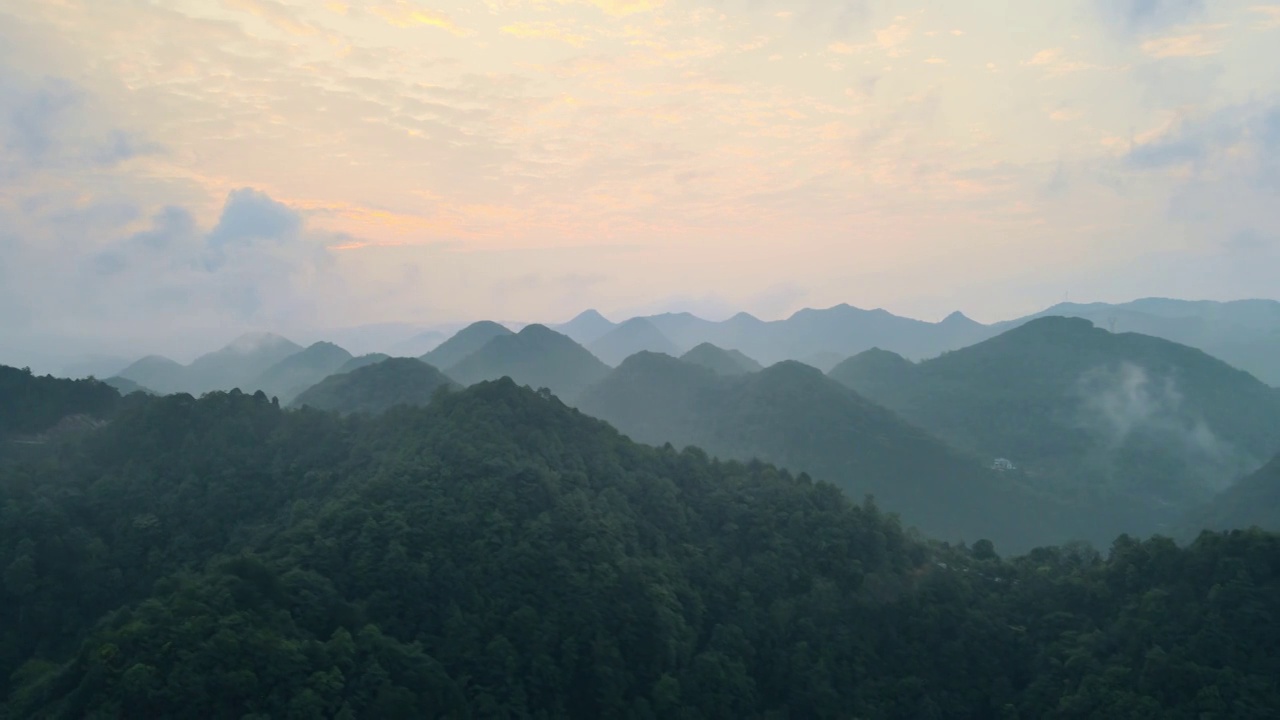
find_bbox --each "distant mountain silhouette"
[829,316,1280,536]
[103,376,153,396]
[588,317,680,366]
[552,309,616,345]
[577,352,1095,551]
[422,321,514,369]
[116,355,187,394]
[1187,454,1280,534]
[250,341,353,403]
[448,324,610,402]
[116,333,307,396]
[182,332,303,394]
[390,330,447,357]
[999,298,1280,386]
[337,353,391,374]
[680,343,762,375]
[292,358,457,415]
[634,304,993,365]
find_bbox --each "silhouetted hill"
[588,317,680,366]
[116,355,186,394]
[336,353,390,374]
[251,342,353,403]
[830,316,1280,536]
[292,358,457,415]
[449,325,610,402]
[552,309,616,345]
[421,321,513,369]
[577,353,1094,551]
[680,343,763,375]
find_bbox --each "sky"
[2,0,1279,364]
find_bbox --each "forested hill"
[291,357,457,415]
[829,316,1280,537]
[0,365,123,439]
[3,371,1280,717]
[1187,454,1280,534]
[576,352,1102,551]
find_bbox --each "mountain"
[182,332,304,394]
[336,353,391,374]
[4,375,1280,716]
[1188,454,1280,534]
[116,355,186,394]
[119,334,305,396]
[103,376,153,396]
[829,316,1280,536]
[577,352,1097,551]
[291,357,456,415]
[552,309,616,345]
[448,324,611,402]
[679,342,762,375]
[587,317,680,366]
[1001,298,1280,386]
[55,354,131,380]
[421,321,513,369]
[250,342,354,403]
[637,304,996,366]
[389,330,447,357]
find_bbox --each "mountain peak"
[226,332,296,355]
[570,309,609,323]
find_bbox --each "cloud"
[1023,48,1100,78]
[369,1,474,35]
[1096,0,1204,34]
[1140,27,1224,57]
[0,73,161,178]
[576,0,666,16]
[501,21,589,47]
[70,188,342,330]
[223,0,320,36]
[1252,5,1280,29]
[1125,101,1279,176]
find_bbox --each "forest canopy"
[2,368,1280,718]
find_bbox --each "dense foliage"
[4,368,1280,718]
[0,366,123,439]
[829,317,1280,538]
[291,358,456,415]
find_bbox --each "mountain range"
[575,352,1099,551]
[829,316,1280,536]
